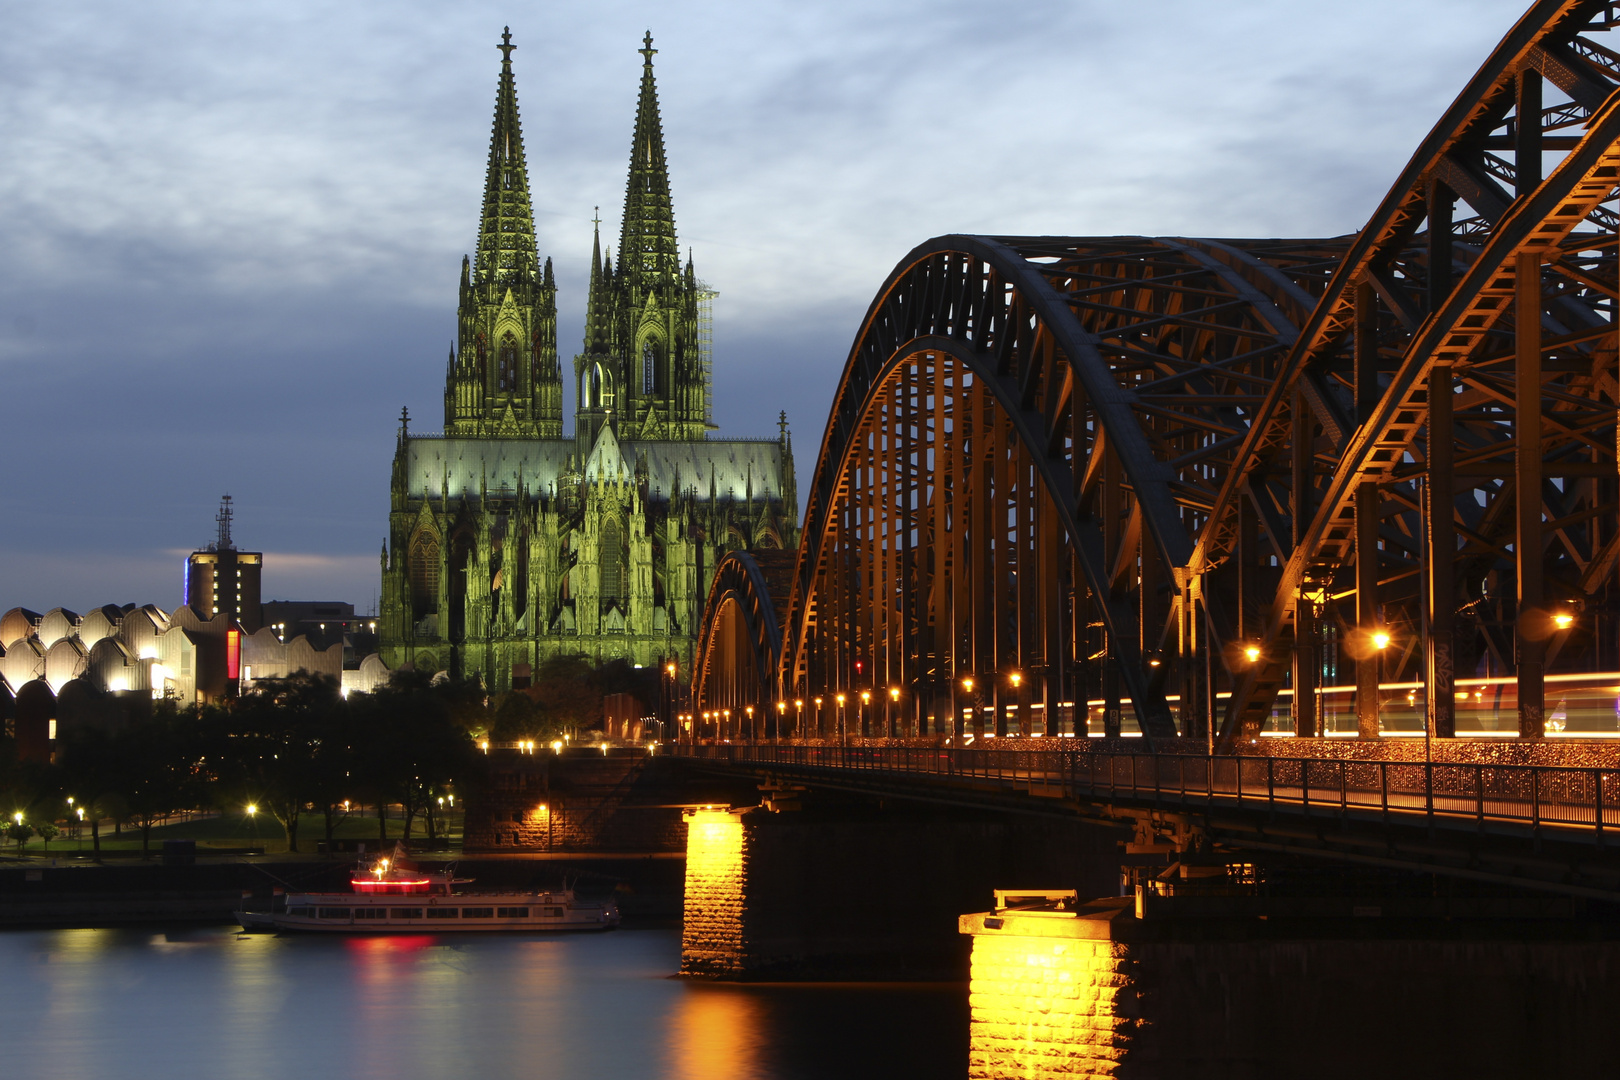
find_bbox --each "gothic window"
[408,533,440,621]
[497,334,518,391]
[600,517,624,604]
[643,340,657,395]
[588,362,614,409]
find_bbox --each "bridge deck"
[681,744,1618,837]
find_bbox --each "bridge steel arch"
[773,234,1351,743]
[1210,0,1620,747]
[692,550,794,740]
[694,0,1620,749]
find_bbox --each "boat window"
[355,909,386,920]
[497,907,529,918]
[318,908,352,919]
[544,907,564,918]
[290,907,314,917]
[461,907,494,919]
[425,909,459,919]
[393,908,423,919]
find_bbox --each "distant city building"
[0,505,390,759]
[380,31,798,691]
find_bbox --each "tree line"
[0,655,655,858]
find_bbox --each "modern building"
[380,31,799,691]
[184,496,263,632]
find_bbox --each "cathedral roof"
[402,436,790,503]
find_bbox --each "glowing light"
[551,740,563,752]
[226,628,241,680]
[12,812,21,825]
[681,809,746,976]
[1009,671,1022,688]
[1244,646,1261,663]
[480,740,490,752]
[666,663,677,676]
[890,687,900,701]
[961,677,975,694]
[76,808,84,821]
[860,691,870,705]
[1148,658,1161,667]
[109,676,130,692]
[246,804,257,816]
[836,694,846,706]
[1554,612,1575,630]
[138,646,158,661]
[1372,631,1391,651]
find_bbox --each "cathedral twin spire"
[444,28,709,446]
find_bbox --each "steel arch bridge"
[693,0,1620,752]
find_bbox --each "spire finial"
[593,205,601,230]
[641,30,656,62]
[499,27,515,64]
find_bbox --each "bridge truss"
[694,0,1620,751]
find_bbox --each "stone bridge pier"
[678,800,1120,980]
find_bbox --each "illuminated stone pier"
[961,893,1620,1079]
[678,805,1118,979]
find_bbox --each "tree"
[354,672,478,842]
[219,672,347,854]
[110,707,205,859]
[35,823,59,850]
[6,821,32,855]
[531,655,603,735]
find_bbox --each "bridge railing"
[675,744,1620,839]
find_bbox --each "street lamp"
[776,701,786,743]
[836,693,847,746]
[814,696,823,739]
[745,705,754,743]
[1371,630,1391,651]
[1244,645,1261,664]
[860,690,871,738]
[889,686,900,738]
[795,699,804,739]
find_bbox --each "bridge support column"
[1516,250,1545,738]
[959,896,1620,1079]
[1426,361,1456,739]
[680,805,1117,980]
[1355,480,1381,739]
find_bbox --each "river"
[1,926,967,1080]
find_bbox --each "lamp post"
[795,699,804,741]
[722,709,731,742]
[889,686,901,738]
[814,696,823,740]
[959,676,980,740]
[776,700,786,743]
[1007,670,1023,738]
[664,661,677,746]
[836,693,847,747]
[860,690,871,738]
[745,705,755,743]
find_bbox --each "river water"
[1,926,967,1080]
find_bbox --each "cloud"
[0,0,1547,609]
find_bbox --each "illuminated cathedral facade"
[379,31,798,690]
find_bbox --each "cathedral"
[379,31,799,691]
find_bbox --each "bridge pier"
[678,803,1119,979]
[960,896,1620,1079]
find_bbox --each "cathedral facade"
[379,31,799,691]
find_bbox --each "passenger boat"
[237,845,620,933]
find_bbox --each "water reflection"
[0,928,964,1080]
[668,985,765,1080]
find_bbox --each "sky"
[0,0,1531,614]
